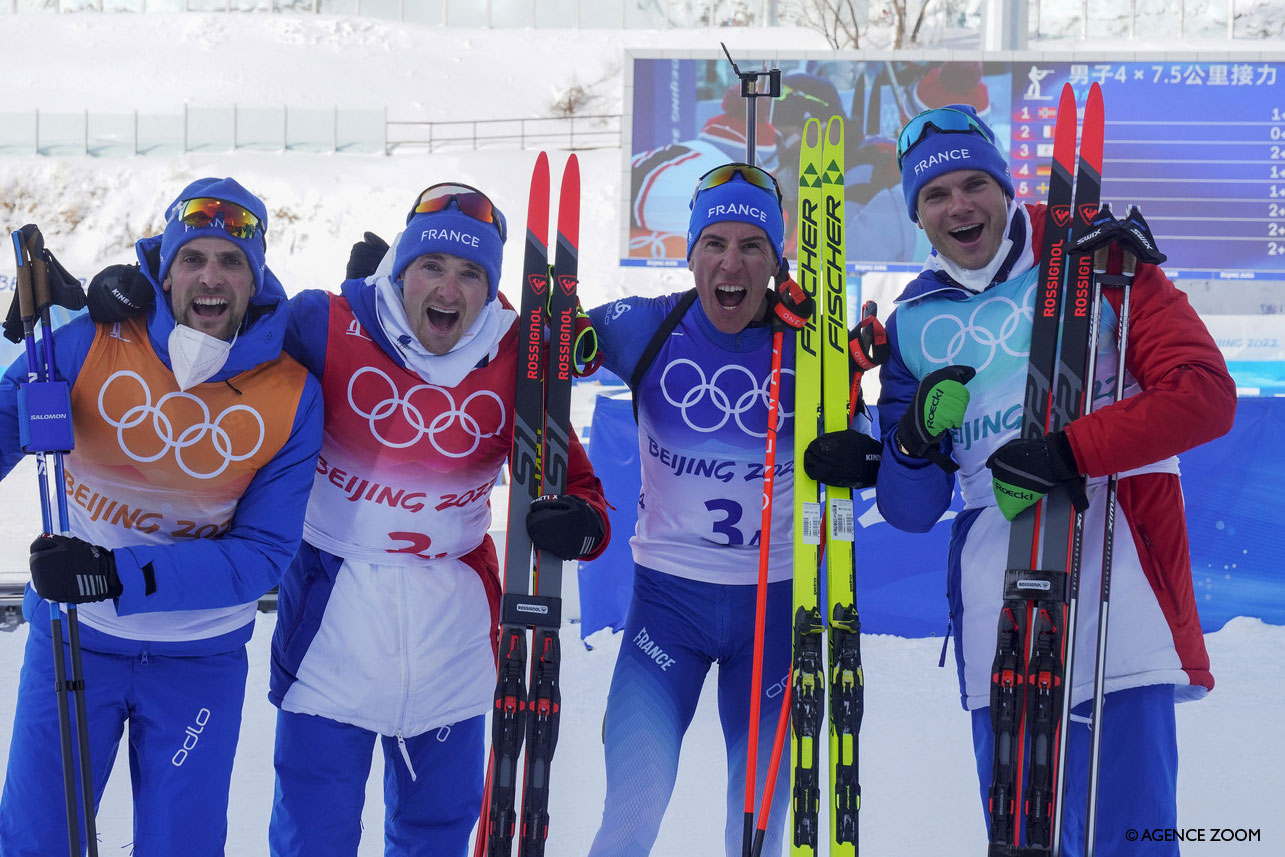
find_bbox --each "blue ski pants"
[971,683,1179,857]
[268,710,484,857]
[0,624,247,857]
[588,564,791,857]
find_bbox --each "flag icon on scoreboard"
[1036,142,1053,158]
[1036,164,1051,176]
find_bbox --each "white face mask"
[167,324,235,391]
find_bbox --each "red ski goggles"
[691,163,783,206]
[896,107,997,168]
[174,198,264,242]
[408,182,507,242]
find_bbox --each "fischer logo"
[171,707,212,767]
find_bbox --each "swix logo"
[1078,203,1099,222]
[1051,205,1072,227]
[528,273,548,295]
[558,274,576,295]
[171,707,212,767]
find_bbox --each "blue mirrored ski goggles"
[896,107,996,168]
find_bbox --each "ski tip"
[825,114,843,147]
[804,116,822,148]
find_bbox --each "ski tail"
[516,154,579,857]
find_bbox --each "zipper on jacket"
[395,566,415,777]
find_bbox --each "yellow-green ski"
[789,116,826,857]
[820,115,862,857]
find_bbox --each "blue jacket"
[0,235,323,656]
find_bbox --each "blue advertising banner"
[579,396,1285,642]
[624,55,1285,280]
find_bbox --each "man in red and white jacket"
[868,104,1234,857]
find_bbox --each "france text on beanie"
[392,207,507,304]
[898,104,1013,223]
[686,173,785,262]
[158,177,269,295]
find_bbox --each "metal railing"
[0,106,620,157]
[386,114,620,154]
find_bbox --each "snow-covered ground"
[0,8,1282,856]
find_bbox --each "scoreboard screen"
[624,55,1285,280]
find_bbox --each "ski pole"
[13,227,99,857]
[749,671,793,857]
[1083,243,1138,857]
[742,319,785,857]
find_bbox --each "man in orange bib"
[0,177,323,857]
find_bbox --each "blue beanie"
[686,170,785,263]
[393,204,507,304]
[159,177,268,294]
[898,104,1013,223]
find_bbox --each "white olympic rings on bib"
[658,358,792,438]
[347,366,505,457]
[920,281,1036,372]
[97,370,266,480]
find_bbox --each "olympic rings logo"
[919,281,1036,372]
[658,359,792,438]
[97,371,266,480]
[346,366,505,458]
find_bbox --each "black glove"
[346,231,389,280]
[803,429,882,489]
[986,430,1087,521]
[3,225,87,344]
[896,365,976,472]
[86,263,153,324]
[526,494,605,561]
[29,534,122,604]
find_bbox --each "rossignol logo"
[516,603,549,615]
[528,273,548,295]
[913,147,972,175]
[171,708,212,767]
[1051,205,1072,228]
[1016,579,1052,592]
[1079,203,1099,222]
[705,203,767,223]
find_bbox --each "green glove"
[896,365,976,472]
[986,430,1087,521]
